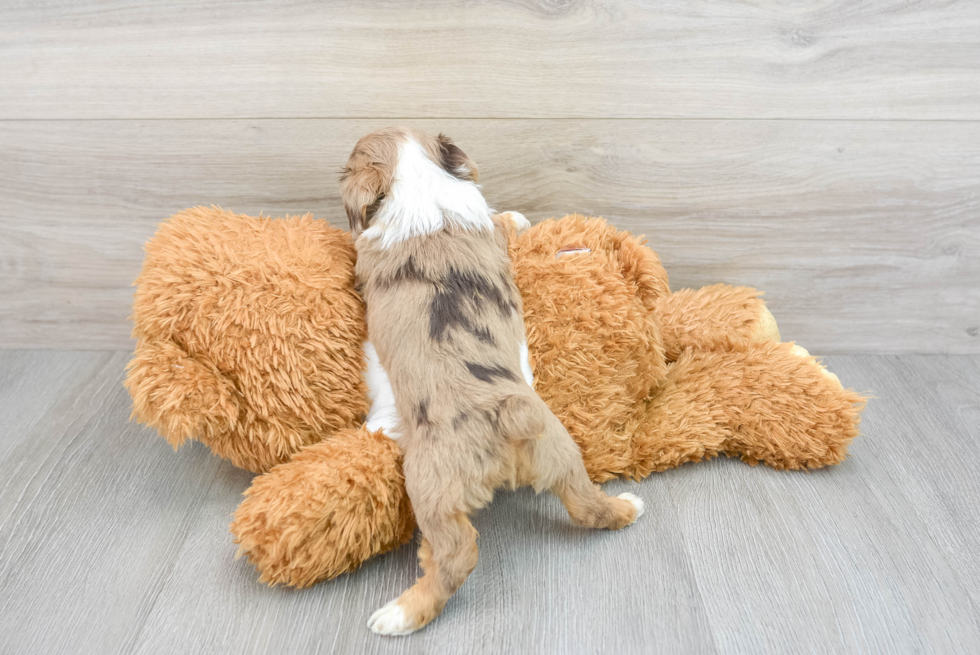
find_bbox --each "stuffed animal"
[126,206,865,588]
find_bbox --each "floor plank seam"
[117,465,224,655]
[0,356,117,561]
[664,478,724,655]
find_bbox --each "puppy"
[341,127,643,636]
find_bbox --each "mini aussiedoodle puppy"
[340,127,644,635]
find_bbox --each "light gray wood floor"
[1,350,978,654]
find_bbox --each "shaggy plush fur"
[513,216,866,483]
[125,207,368,473]
[231,427,414,586]
[657,284,782,360]
[127,207,866,590]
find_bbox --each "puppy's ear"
[436,134,479,182]
[340,164,386,238]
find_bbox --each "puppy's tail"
[496,393,547,441]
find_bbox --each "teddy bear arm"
[125,336,326,474]
[656,284,781,360]
[231,427,415,587]
[628,340,865,478]
[125,338,239,454]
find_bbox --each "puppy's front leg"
[492,211,531,235]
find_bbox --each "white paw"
[367,599,417,636]
[618,492,645,522]
[791,344,842,387]
[499,211,530,233]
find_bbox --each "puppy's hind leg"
[536,413,644,530]
[555,470,644,530]
[368,511,479,636]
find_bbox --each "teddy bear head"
[126,207,369,473]
[511,215,671,480]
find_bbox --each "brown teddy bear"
[126,206,865,588]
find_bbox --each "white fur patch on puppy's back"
[361,138,493,247]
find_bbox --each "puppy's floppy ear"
[340,164,386,238]
[436,133,479,182]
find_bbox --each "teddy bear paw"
[791,344,842,388]
[368,599,417,636]
[754,305,782,343]
[617,492,645,522]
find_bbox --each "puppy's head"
[340,127,479,239]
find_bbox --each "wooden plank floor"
[1,350,978,654]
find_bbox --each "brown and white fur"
[341,127,643,636]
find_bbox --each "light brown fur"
[343,129,638,633]
[126,209,866,595]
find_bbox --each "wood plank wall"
[1,1,978,353]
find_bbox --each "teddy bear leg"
[628,351,733,478]
[630,341,865,477]
[125,337,323,474]
[656,284,781,360]
[231,427,415,587]
[718,342,865,468]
